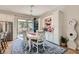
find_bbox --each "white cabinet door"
[45,31,54,43]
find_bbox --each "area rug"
[43,40,67,54]
[26,40,67,54]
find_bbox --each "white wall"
[62,6,79,50]
[53,10,60,45]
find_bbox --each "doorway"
[6,22,13,41]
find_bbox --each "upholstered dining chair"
[22,30,29,52]
[4,32,8,48]
[0,32,5,53]
[0,37,2,53]
[32,30,45,53]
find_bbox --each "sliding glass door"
[27,20,33,32]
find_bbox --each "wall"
[62,6,79,50]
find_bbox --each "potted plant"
[60,36,69,47]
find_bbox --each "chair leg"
[2,39,6,49]
[0,44,2,54]
[4,38,8,49]
[43,43,45,51]
[5,38,8,47]
[4,37,8,47]
[1,42,4,50]
[1,41,5,53]
[0,48,1,53]
[29,38,31,52]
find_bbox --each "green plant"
[60,36,69,43]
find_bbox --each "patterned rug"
[26,40,67,54]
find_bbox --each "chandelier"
[30,5,34,16]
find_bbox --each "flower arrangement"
[43,17,54,32]
[60,36,69,47]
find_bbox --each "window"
[18,19,33,34]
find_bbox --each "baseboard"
[68,48,77,52]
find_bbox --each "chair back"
[22,30,28,47]
[5,32,8,36]
[36,30,45,42]
[0,32,5,39]
[3,31,8,38]
[0,33,1,42]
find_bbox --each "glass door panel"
[18,19,33,34]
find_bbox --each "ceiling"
[0,5,65,16]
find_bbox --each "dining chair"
[32,30,45,53]
[22,30,29,52]
[4,32,8,48]
[0,32,5,53]
[0,38,2,53]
